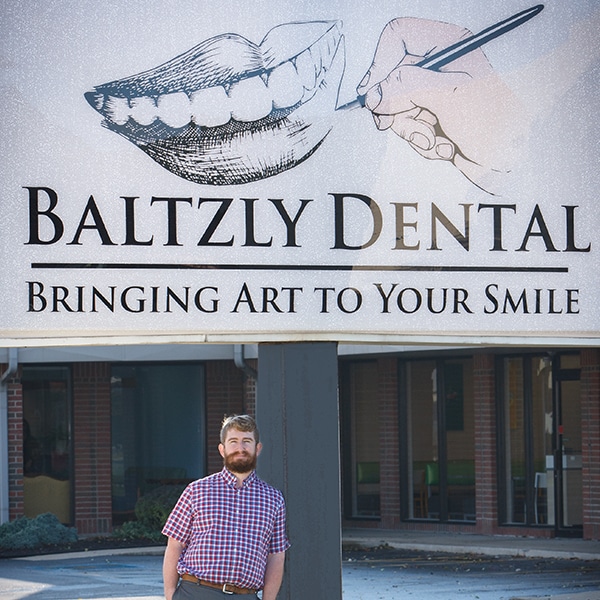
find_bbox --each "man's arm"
[262,551,286,600]
[163,537,185,600]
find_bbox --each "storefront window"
[500,355,553,525]
[502,358,527,523]
[342,361,380,518]
[499,353,582,531]
[500,355,554,525]
[22,366,72,524]
[404,358,475,522]
[531,357,554,526]
[111,363,205,523]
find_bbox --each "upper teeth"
[96,25,341,129]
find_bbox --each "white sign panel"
[1,1,599,345]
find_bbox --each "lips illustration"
[85,21,345,185]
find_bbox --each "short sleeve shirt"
[162,468,290,590]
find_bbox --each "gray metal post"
[256,342,342,600]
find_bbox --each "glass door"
[403,358,475,522]
[550,355,582,534]
[499,353,582,535]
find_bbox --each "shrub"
[134,483,187,530]
[0,513,77,550]
[112,519,165,543]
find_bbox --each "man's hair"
[220,414,260,444]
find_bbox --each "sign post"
[257,342,341,600]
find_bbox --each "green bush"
[112,519,165,542]
[0,513,77,550]
[134,483,187,530]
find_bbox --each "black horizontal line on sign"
[31,263,569,273]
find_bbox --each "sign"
[1,1,598,345]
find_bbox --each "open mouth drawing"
[85,21,345,185]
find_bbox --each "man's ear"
[256,442,263,456]
[218,443,225,458]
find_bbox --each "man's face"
[219,428,262,474]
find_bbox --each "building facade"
[2,343,599,542]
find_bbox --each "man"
[162,414,290,600]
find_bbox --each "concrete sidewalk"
[343,527,600,561]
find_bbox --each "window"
[341,361,380,518]
[22,366,72,524]
[111,363,205,523]
[499,355,554,525]
[402,358,475,522]
[498,354,582,531]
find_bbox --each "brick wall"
[378,357,400,528]
[6,373,24,520]
[243,359,258,418]
[4,349,598,540]
[4,359,252,533]
[205,361,246,474]
[581,349,600,540]
[473,353,498,534]
[72,363,112,535]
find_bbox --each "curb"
[343,536,600,562]
[511,594,600,600]
[11,545,165,561]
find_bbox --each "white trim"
[1,333,598,349]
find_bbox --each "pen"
[337,4,544,111]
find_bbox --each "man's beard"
[224,451,257,474]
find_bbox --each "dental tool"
[336,4,544,111]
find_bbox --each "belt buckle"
[222,583,235,595]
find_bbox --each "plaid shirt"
[162,468,290,590]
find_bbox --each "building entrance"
[552,356,582,534]
[402,357,475,523]
[499,353,582,535]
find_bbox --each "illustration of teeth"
[86,20,344,185]
[267,61,304,109]
[294,49,318,91]
[190,86,231,127]
[104,95,130,125]
[129,96,157,126]
[228,76,272,122]
[156,92,191,128]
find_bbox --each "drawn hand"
[357,18,525,195]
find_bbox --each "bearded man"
[162,414,290,600]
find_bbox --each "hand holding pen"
[350,6,543,195]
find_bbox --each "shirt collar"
[221,467,257,489]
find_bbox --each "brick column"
[6,374,24,520]
[73,363,112,535]
[379,357,400,528]
[473,353,497,533]
[242,359,258,418]
[205,361,244,474]
[581,349,600,541]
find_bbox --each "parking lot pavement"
[0,551,164,600]
[342,547,600,600]
[0,547,599,600]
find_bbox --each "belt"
[180,573,258,595]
